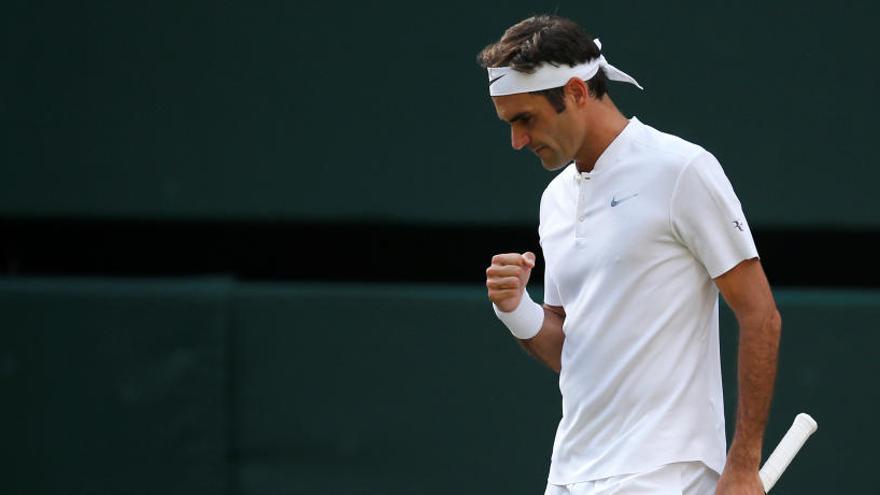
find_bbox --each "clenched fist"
[485,252,536,312]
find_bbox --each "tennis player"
[480,15,781,495]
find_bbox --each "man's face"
[492,92,583,171]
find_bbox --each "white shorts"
[544,462,719,495]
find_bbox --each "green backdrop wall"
[2,278,877,493]
[0,278,231,495]
[3,1,879,226]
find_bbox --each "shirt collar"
[572,116,642,182]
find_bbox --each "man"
[479,15,781,495]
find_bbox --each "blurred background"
[2,1,878,493]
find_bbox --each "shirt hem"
[547,455,724,486]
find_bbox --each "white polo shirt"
[539,117,758,484]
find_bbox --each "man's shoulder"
[631,119,710,170]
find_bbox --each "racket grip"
[759,413,818,493]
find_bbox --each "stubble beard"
[541,150,573,172]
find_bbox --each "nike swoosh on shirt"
[610,193,639,207]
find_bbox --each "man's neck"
[573,101,630,173]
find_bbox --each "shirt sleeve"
[538,187,564,307]
[670,150,759,279]
[542,255,563,307]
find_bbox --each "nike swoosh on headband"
[489,74,506,86]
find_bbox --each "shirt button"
[578,215,586,222]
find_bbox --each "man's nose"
[511,127,530,150]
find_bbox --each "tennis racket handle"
[759,413,818,493]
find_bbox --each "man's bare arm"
[519,304,565,373]
[486,251,565,372]
[714,258,782,494]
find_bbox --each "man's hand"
[716,462,765,494]
[485,252,536,312]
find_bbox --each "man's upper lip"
[532,145,546,153]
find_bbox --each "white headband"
[487,39,643,96]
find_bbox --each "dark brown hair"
[476,15,608,112]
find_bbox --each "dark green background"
[3,1,878,226]
[2,280,877,493]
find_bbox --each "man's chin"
[541,157,571,171]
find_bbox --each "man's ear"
[564,77,590,106]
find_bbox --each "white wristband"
[493,289,545,340]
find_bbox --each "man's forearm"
[728,307,782,467]
[519,306,565,373]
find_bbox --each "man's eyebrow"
[504,112,531,124]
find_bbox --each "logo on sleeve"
[732,220,744,232]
